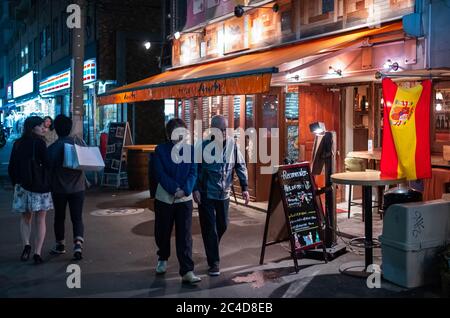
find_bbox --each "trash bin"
[379,200,450,288]
[383,184,422,212]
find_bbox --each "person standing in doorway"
[8,116,53,264]
[193,115,250,277]
[48,115,86,260]
[43,116,58,147]
[153,118,201,285]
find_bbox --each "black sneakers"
[33,254,43,264]
[73,243,83,260]
[20,244,31,261]
[50,243,66,255]
[208,265,220,276]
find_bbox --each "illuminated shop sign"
[13,71,34,98]
[83,58,97,84]
[39,69,71,94]
[6,83,13,100]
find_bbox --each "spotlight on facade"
[383,59,399,71]
[309,122,326,135]
[328,66,342,77]
[144,41,151,50]
[234,3,279,18]
[174,31,181,40]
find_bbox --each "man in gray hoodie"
[193,115,249,276]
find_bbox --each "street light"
[143,41,165,50]
[234,3,279,18]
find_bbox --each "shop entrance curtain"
[380,78,432,180]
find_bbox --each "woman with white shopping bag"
[47,115,86,260]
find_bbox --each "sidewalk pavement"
[0,180,443,298]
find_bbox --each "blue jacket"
[194,137,248,200]
[153,141,197,196]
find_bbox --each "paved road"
[0,185,443,298]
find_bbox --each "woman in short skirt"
[8,116,53,264]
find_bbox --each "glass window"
[262,95,278,130]
[52,18,59,51]
[61,11,68,45]
[184,100,191,131]
[40,30,46,58]
[434,87,450,144]
[164,99,175,124]
[46,25,52,55]
[245,95,255,129]
[285,92,299,163]
[233,96,241,129]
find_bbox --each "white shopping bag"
[73,144,105,171]
[63,143,77,169]
[63,143,105,171]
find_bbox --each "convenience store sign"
[39,59,97,94]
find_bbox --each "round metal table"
[331,171,406,275]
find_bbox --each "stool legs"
[348,185,352,219]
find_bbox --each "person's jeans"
[52,191,85,244]
[154,199,194,276]
[198,197,230,268]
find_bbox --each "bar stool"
[345,157,367,220]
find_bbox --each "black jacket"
[48,136,86,194]
[8,136,50,192]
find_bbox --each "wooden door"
[255,87,283,201]
[298,85,341,189]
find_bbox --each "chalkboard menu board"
[260,162,326,272]
[104,122,127,174]
[277,163,322,250]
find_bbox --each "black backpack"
[148,152,158,199]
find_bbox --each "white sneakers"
[156,260,167,274]
[156,261,201,285]
[182,271,202,285]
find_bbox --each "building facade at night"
[97,0,450,202]
[0,0,166,145]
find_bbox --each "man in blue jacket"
[153,118,200,285]
[193,115,249,276]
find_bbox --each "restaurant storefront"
[97,0,449,202]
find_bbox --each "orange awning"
[97,22,402,105]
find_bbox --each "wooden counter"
[124,145,157,152]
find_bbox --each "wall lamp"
[309,122,326,135]
[383,59,399,71]
[234,3,279,18]
[173,29,206,40]
[328,66,342,77]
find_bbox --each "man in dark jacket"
[48,115,86,260]
[193,115,249,276]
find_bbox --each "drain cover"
[90,208,145,216]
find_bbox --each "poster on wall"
[287,125,299,163]
[224,17,248,54]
